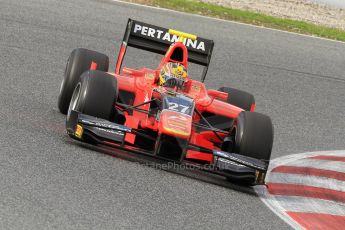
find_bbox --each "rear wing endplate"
[115,19,214,82]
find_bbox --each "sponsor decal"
[95,127,124,136]
[214,150,266,171]
[191,84,201,93]
[132,23,206,52]
[80,119,131,133]
[145,73,155,81]
[217,158,246,168]
[160,109,192,137]
[80,119,94,125]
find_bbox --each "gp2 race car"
[58,19,273,186]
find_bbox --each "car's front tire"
[58,48,109,114]
[234,111,273,160]
[226,111,273,185]
[67,70,118,121]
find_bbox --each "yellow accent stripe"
[164,127,190,137]
[168,29,197,41]
[75,124,83,139]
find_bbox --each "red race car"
[58,19,273,186]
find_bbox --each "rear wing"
[115,18,214,82]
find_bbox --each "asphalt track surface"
[0,0,344,229]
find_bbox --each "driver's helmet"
[159,62,187,89]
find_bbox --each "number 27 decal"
[168,102,189,113]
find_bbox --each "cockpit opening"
[170,47,184,62]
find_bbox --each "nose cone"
[158,110,192,139]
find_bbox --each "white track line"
[273,196,345,216]
[269,172,345,192]
[268,150,345,169]
[282,159,345,173]
[112,0,345,44]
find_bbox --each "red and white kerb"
[255,151,345,230]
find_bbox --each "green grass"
[131,0,345,42]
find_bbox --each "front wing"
[66,110,269,185]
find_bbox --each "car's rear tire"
[218,87,255,111]
[58,48,109,114]
[226,111,273,185]
[67,70,118,121]
[203,87,256,130]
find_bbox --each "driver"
[159,62,188,90]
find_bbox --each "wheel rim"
[59,78,65,95]
[67,83,81,120]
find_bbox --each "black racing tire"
[67,70,118,121]
[226,111,273,186]
[234,111,273,161]
[58,48,109,114]
[203,87,255,130]
[218,87,255,111]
